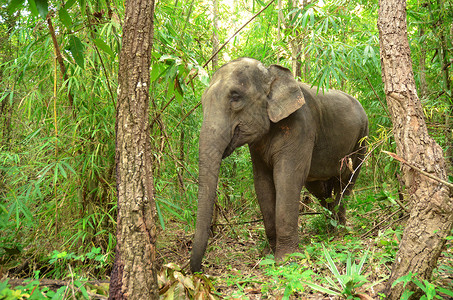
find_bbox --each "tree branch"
[46,15,75,112]
[382,150,453,190]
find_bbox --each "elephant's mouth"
[222,126,240,159]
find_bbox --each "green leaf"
[259,258,276,265]
[61,161,76,175]
[400,290,415,300]
[68,35,85,69]
[301,280,342,296]
[93,38,114,57]
[151,63,165,82]
[74,281,89,299]
[35,0,48,19]
[58,7,72,28]
[437,287,453,297]
[78,0,86,16]
[57,162,67,179]
[155,199,166,230]
[8,0,25,14]
[64,0,77,9]
[391,272,414,288]
[52,286,68,299]
[28,0,39,17]
[322,244,344,289]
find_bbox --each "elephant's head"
[190,57,305,273]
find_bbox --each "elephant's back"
[299,83,368,130]
[299,83,368,179]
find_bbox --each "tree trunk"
[211,0,219,70]
[418,27,427,99]
[109,0,158,298]
[377,0,453,299]
[427,0,453,166]
[277,0,282,64]
[289,0,302,78]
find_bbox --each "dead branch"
[339,139,384,202]
[366,76,390,117]
[382,150,453,190]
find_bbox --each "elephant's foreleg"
[272,159,309,261]
[307,179,345,225]
[251,150,277,252]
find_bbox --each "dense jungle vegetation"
[0,0,452,298]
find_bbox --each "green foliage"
[0,0,452,297]
[45,247,109,278]
[0,271,73,299]
[300,245,371,299]
[392,272,453,300]
[260,254,314,299]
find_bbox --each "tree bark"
[109,0,158,298]
[377,0,453,299]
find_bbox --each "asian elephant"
[190,58,368,273]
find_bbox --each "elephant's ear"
[267,65,305,123]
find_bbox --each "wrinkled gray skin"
[190,58,368,273]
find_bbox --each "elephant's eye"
[230,92,241,102]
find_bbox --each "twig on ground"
[382,213,409,232]
[361,208,403,238]
[393,196,410,212]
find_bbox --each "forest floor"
[2,193,452,299]
[156,204,453,299]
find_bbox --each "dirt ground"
[156,210,452,299]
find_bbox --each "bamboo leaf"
[8,0,25,14]
[35,0,48,19]
[93,38,114,57]
[64,0,77,9]
[27,0,39,15]
[78,0,86,16]
[58,7,72,28]
[68,35,85,69]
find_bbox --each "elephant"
[190,57,368,273]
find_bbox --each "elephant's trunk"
[190,121,231,273]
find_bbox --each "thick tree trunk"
[377,0,453,299]
[109,0,158,298]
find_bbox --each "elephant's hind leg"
[306,179,345,225]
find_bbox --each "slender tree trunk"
[46,16,75,111]
[302,0,310,81]
[211,0,219,70]
[418,27,428,99]
[289,0,302,78]
[109,0,158,297]
[427,0,453,165]
[277,0,282,64]
[377,0,453,299]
